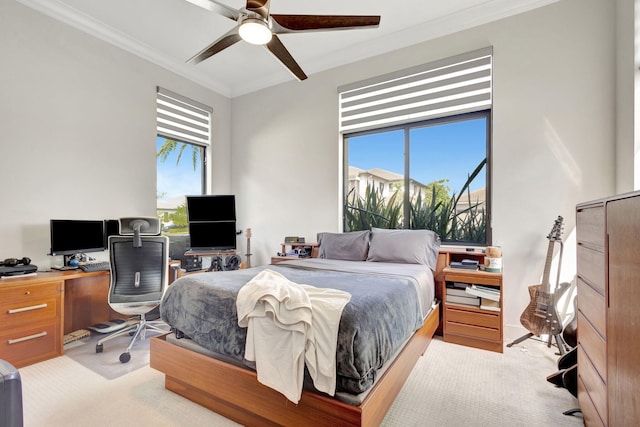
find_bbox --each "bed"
[150,228,442,426]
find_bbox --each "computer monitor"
[188,221,237,251]
[186,195,236,222]
[49,219,106,268]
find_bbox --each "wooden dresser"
[576,191,640,426]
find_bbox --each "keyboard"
[79,261,110,272]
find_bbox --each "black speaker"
[0,257,31,267]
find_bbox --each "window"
[340,48,492,245]
[156,87,212,234]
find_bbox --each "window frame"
[343,109,492,246]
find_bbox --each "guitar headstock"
[245,228,252,239]
[547,216,564,241]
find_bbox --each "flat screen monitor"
[188,221,237,251]
[187,195,236,222]
[49,219,106,256]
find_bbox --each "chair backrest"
[108,235,169,307]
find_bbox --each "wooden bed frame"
[150,302,439,426]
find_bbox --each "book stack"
[445,282,480,308]
[464,284,501,311]
[449,259,479,270]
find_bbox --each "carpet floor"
[19,337,583,426]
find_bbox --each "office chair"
[95,218,170,363]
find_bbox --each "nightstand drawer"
[0,321,61,368]
[445,306,500,329]
[0,295,61,330]
[445,320,500,341]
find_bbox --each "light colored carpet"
[19,337,582,426]
[63,331,158,380]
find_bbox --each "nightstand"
[442,267,503,353]
[271,243,319,264]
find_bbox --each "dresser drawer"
[578,343,607,424]
[577,277,606,338]
[0,321,62,368]
[577,206,605,247]
[576,245,605,295]
[578,312,606,381]
[445,305,500,329]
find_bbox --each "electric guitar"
[519,216,565,336]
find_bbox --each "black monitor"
[186,195,236,222]
[188,221,237,251]
[49,219,106,268]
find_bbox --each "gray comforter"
[160,259,435,394]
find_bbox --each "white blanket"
[236,269,351,403]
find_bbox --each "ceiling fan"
[185,0,381,81]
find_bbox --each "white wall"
[231,0,617,340]
[0,0,622,342]
[0,1,232,268]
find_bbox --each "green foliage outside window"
[345,159,487,244]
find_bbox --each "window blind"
[338,47,492,134]
[156,87,212,146]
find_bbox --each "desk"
[0,270,114,368]
[2,265,181,368]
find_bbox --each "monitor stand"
[52,254,79,270]
[52,265,78,271]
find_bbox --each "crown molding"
[17,0,558,98]
[16,0,233,97]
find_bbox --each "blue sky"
[347,118,487,194]
[156,137,202,201]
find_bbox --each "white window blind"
[156,87,212,146]
[338,47,492,133]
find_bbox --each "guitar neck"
[540,239,555,294]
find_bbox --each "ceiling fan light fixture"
[239,18,272,45]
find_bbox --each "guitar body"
[518,216,565,337]
[520,285,557,335]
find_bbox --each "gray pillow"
[366,228,441,270]
[317,231,370,261]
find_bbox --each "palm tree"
[156,138,200,171]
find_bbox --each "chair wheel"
[119,352,131,363]
[95,344,103,353]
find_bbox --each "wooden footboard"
[150,302,439,427]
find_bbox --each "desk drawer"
[0,321,61,368]
[0,295,60,330]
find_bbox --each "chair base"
[95,313,169,363]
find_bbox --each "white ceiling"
[17,0,557,98]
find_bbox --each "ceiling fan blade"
[184,0,240,21]
[264,35,307,81]
[245,0,271,20]
[271,15,380,33]
[187,27,242,64]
